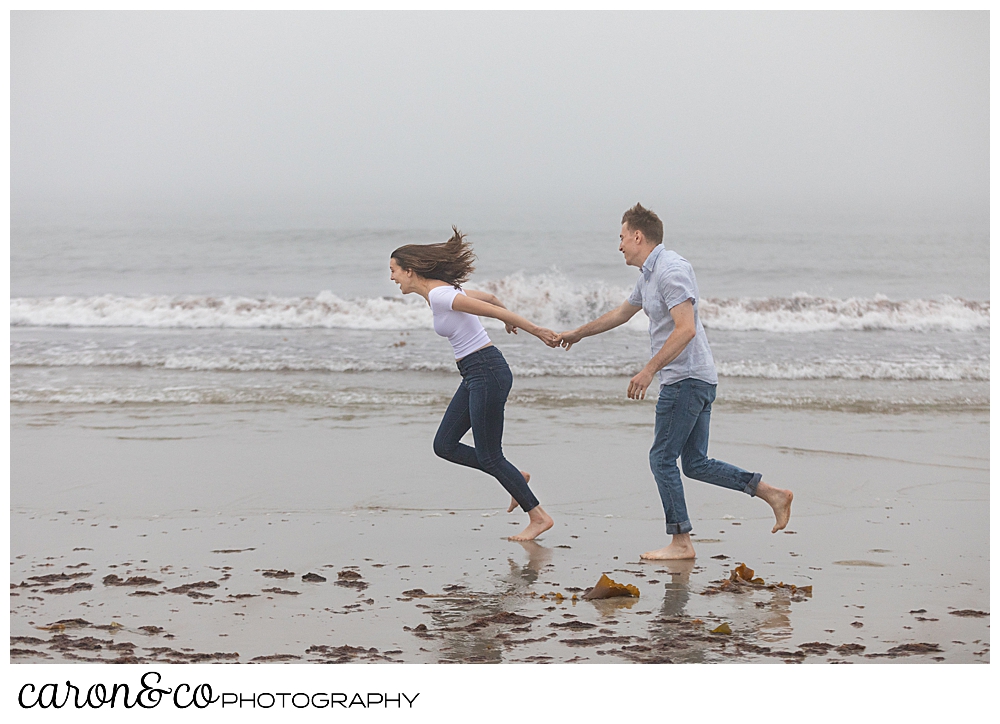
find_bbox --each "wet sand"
[10,378,990,664]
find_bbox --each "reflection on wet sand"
[658,559,694,618]
[414,542,555,663]
[594,560,705,664]
[505,540,551,590]
[757,591,794,644]
[400,547,821,664]
[12,526,982,665]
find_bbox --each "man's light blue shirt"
[627,245,718,387]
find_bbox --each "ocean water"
[9,217,992,666]
[9,220,989,412]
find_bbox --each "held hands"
[558,329,583,350]
[499,315,557,346]
[627,368,655,400]
[533,326,561,348]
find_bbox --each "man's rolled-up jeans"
[650,378,761,534]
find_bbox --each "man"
[558,203,793,560]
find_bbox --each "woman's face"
[389,258,415,294]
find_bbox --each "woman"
[390,227,558,541]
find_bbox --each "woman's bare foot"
[508,505,553,541]
[508,471,530,513]
[640,533,696,560]
[755,481,793,533]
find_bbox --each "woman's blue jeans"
[433,346,539,512]
[650,378,761,534]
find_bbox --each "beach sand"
[10,375,990,664]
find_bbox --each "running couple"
[389,204,793,559]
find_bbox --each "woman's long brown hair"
[391,226,476,288]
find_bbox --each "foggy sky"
[10,11,989,227]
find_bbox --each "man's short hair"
[621,203,663,245]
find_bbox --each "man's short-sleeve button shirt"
[627,245,718,387]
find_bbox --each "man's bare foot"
[756,481,793,533]
[508,506,553,541]
[508,471,530,513]
[639,533,696,560]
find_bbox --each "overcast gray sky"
[11,11,988,227]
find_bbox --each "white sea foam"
[9,291,435,330]
[10,346,988,381]
[9,348,457,374]
[8,386,450,407]
[10,275,989,332]
[716,359,989,382]
[10,384,987,412]
[700,294,990,333]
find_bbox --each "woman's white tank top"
[427,285,492,359]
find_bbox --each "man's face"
[619,223,644,267]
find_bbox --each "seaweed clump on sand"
[701,563,812,599]
[306,645,400,663]
[103,574,161,587]
[26,572,93,585]
[864,642,944,659]
[262,587,300,595]
[336,570,369,591]
[166,581,219,595]
[581,574,640,600]
[261,569,295,579]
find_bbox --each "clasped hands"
[504,323,573,349]
[506,325,653,400]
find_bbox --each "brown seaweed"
[261,569,295,579]
[36,619,92,631]
[103,574,161,587]
[549,620,596,630]
[581,574,640,600]
[28,572,92,585]
[262,587,300,595]
[44,582,93,595]
[701,563,812,597]
[560,635,633,647]
[166,581,219,594]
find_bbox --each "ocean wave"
[9,387,450,407]
[10,349,457,374]
[10,347,988,381]
[715,359,989,382]
[9,291,435,331]
[700,294,989,332]
[10,386,988,413]
[10,275,989,332]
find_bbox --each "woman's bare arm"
[451,293,559,346]
[463,289,518,334]
[463,289,503,307]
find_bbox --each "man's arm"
[559,300,642,350]
[627,300,696,400]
